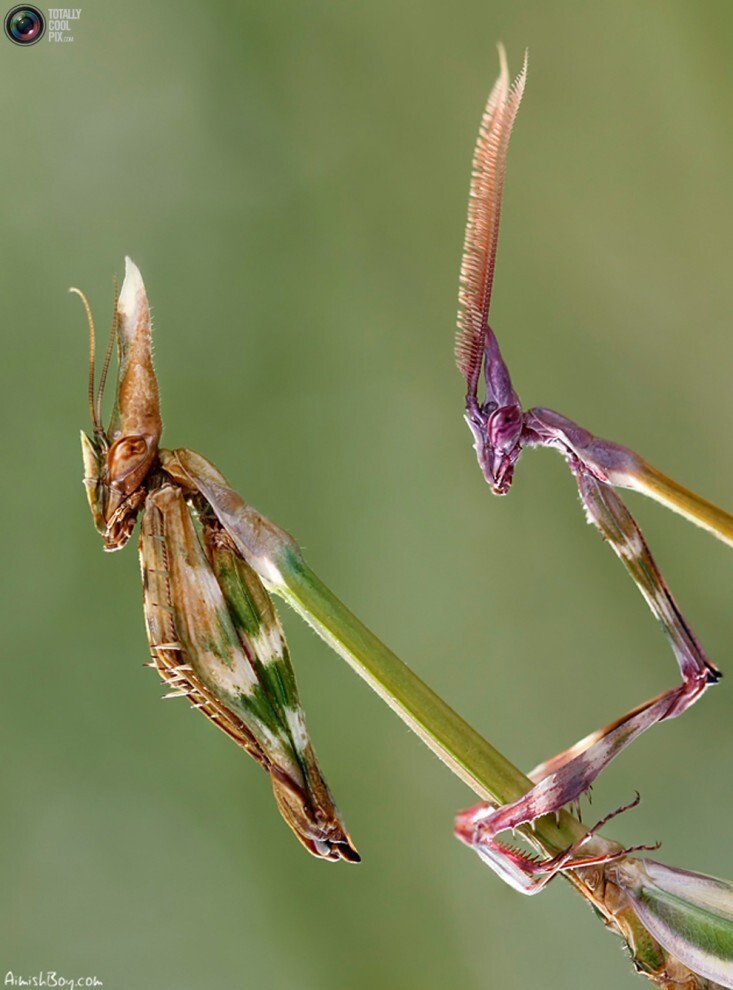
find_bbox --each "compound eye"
[488,405,523,450]
[117,437,146,458]
[107,435,152,491]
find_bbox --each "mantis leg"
[525,406,733,548]
[525,406,720,702]
[454,415,720,891]
[520,423,719,786]
[456,792,657,895]
[454,689,678,894]
[574,470,719,690]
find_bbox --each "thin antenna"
[95,275,119,432]
[69,286,99,433]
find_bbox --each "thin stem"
[629,459,733,548]
[272,543,587,857]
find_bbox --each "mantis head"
[468,400,524,495]
[464,327,524,495]
[76,257,162,550]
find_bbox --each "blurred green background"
[2,2,733,987]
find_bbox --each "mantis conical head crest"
[76,257,162,549]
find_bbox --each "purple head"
[466,400,524,494]
[462,325,524,494]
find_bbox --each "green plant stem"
[631,459,733,548]
[273,544,587,858]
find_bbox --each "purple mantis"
[453,48,733,893]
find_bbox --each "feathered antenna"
[455,45,527,399]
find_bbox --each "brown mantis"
[75,260,359,863]
[453,47,733,896]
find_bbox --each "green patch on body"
[210,539,305,723]
[638,885,733,961]
[251,657,300,730]
[235,679,290,743]
[206,529,313,768]
[211,545,268,638]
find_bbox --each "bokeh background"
[2,2,733,988]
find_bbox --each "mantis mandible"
[454,48,733,888]
[75,260,359,863]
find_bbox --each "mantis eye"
[487,404,523,451]
[107,435,154,493]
